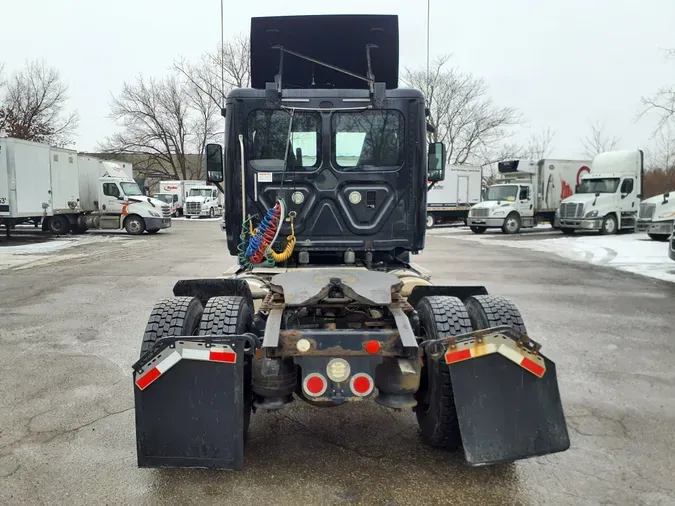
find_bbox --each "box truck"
[0,138,171,236]
[184,184,223,218]
[636,191,675,241]
[556,150,643,235]
[426,165,481,228]
[467,158,591,234]
[153,180,204,217]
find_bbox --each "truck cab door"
[100,182,124,214]
[619,177,636,214]
[518,185,533,217]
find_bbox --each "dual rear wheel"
[414,294,527,451]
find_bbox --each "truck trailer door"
[457,176,469,205]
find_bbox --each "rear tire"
[648,233,670,242]
[48,216,70,235]
[140,297,204,356]
[415,296,473,451]
[199,296,254,438]
[470,226,486,234]
[464,295,527,333]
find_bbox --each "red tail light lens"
[364,340,380,354]
[350,373,374,397]
[303,373,327,397]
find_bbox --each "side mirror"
[595,192,600,197]
[575,185,580,192]
[205,143,224,183]
[427,142,446,182]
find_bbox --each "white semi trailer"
[426,165,482,228]
[467,158,591,234]
[0,138,171,235]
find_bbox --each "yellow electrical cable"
[270,215,296,263]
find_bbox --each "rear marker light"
[350,373,374,397]
[365,340,380,354]
[303,373,327,397]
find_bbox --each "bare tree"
[99,73,219,180]
[641,48,675,131]
[525,127,555,159]
[0,59,79,146]
[402,55,520,166]
[174,34,250,109]
[580,120,620,158]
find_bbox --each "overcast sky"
[2,0,673,159]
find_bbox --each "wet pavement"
[1,220,674,505]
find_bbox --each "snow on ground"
[435,228,675,284]
[0,235,122,271]
[171,217,221,222]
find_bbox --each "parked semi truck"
[556,150,643,235]
[0,137,171,235]
[132,14,569,471]
[184,184,223,218]
[426,165,481,228]
[153,180,204,217]
[467,158,591,234]
[636,191,675,241]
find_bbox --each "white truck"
[0,137,171,236]
[467,158,591,234]
[153,180,204,217]
[556,150,643,235]
[636,191,675,241]
[184,185,223,219]
[426,165,482,228]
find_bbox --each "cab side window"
[519,186,530,200]
[103,183,119,198]
[621,178,634,194]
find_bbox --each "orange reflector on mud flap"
[444,331,546,378]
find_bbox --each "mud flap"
[431,326,570,466]
[134,338,245,469]
[450,354,569,466]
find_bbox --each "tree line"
[1,39,674,196]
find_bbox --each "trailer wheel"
[48,216,70,235]
[124,215,146,235]
[199,296,254,437]
[502,212,521,234]
[464,295,527,334]
[415,296,473,451]
[470,226,486,234]
[140,297,204,356]
[426,214,435,228]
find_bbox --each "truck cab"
[639,192,675,240]
[94,175,172,234]
[184,186,222,218]
[467,182,533,233]
[556,150,643,235]
[152,193,180,216]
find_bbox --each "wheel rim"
[506,217,518,232]
[426,216,433,227]
[52,219,64,232]
[129,220,141,233]
[605,217,616,234]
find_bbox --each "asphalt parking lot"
[1,220,674,505]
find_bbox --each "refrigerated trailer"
[0,138,171,235]
[426,165,481,228]
[467,158,591,234]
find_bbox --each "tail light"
[303,373,327,397]
[350,373,374,397]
